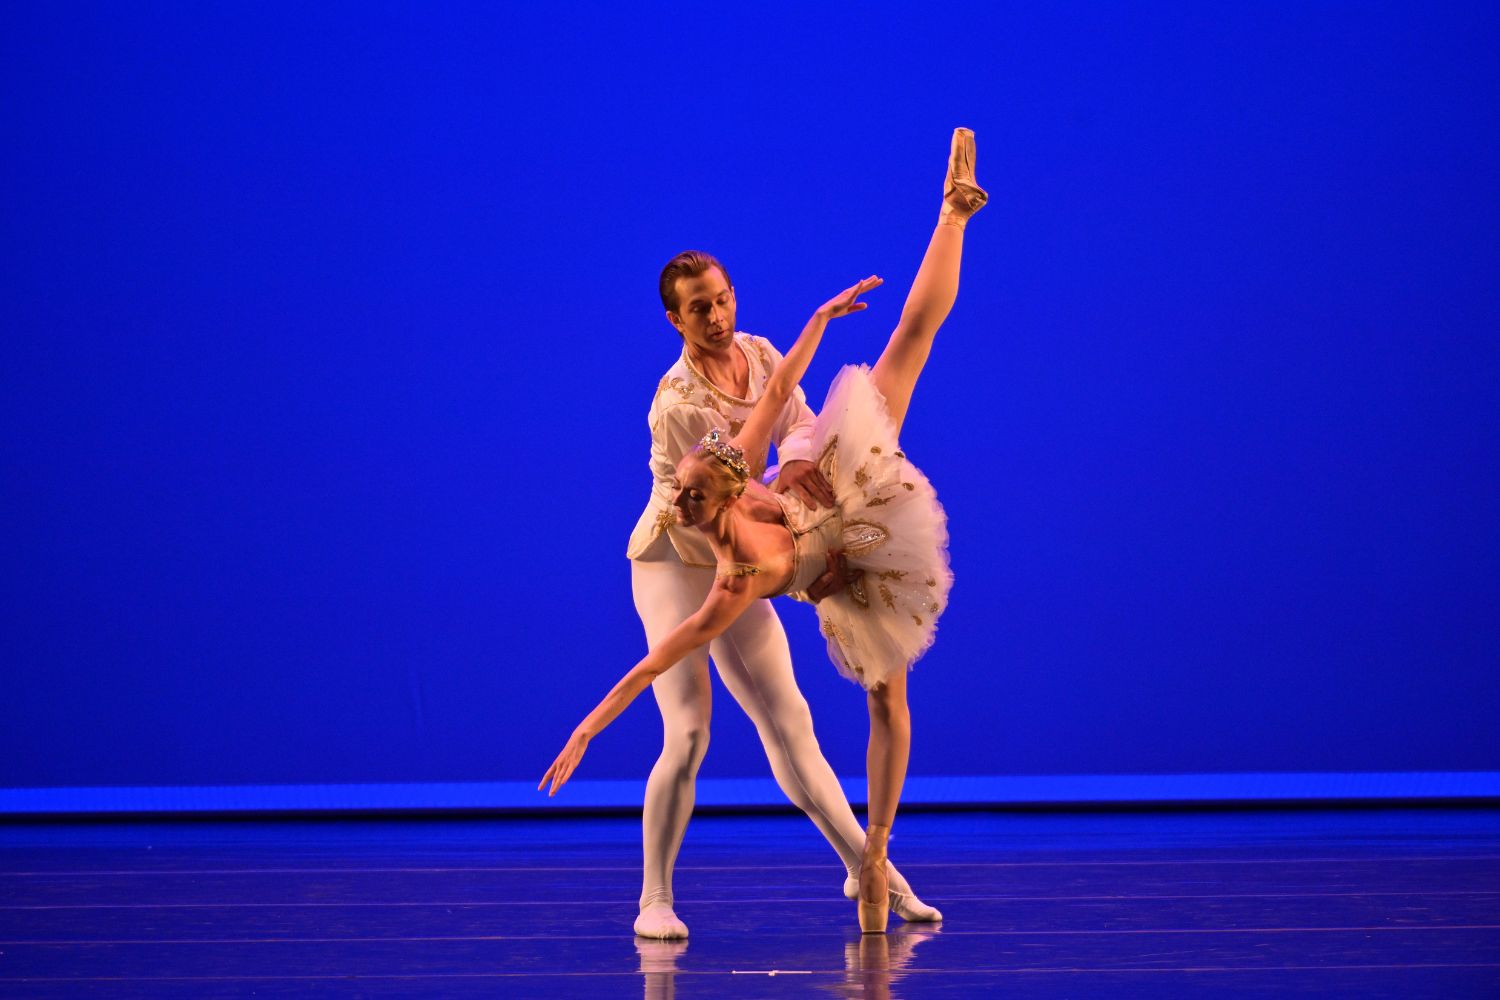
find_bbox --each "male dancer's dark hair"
[658,250,733,311]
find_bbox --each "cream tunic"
[626,332,816,569]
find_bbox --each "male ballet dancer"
[624,250,940,938]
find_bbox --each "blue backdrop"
[4,2,1497,808]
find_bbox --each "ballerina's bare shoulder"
[716,480,796,593]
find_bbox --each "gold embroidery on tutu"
[849,576,870,609]
[816,436,839,483]
[842,520,890,556]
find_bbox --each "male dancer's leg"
[711,601,940,921]
[631,556,715,939]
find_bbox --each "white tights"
[631,555,914,911]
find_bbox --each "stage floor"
[1,808,1497,997]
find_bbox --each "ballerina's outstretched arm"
[540,573,761,796]
[541,277,883,797]
[728,276,883,461]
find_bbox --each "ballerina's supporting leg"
[864,669,911,835]
[859,668,911,933]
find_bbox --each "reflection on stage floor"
[1,808,1498,997]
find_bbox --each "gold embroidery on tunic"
[753,338,775,384]
[877,569,907,581]
[728,418,745,437]
[878,583,897,611]
[925,577,937,587]
[654,508,677,535]
[853,464,870,488]
[683,339,755,405]
[716,562,762,579]
[867,496,891,507]
[668,376,694,400]
[870,446,882,454]
[912,614,924,626]
[903,482,915,491]
[849,576,870,608]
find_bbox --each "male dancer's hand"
[771,459,836,509]
[806,550,863,604]
[540,729,590,796]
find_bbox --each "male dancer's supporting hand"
[806,550,864,604]
[771,459,836,509]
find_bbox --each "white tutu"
[807,365,953,689]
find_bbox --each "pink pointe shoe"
[858,824,892,933]
[939,127,988,229]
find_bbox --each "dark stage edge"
[1,809,1498,998]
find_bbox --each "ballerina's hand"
[817,275,884,320]
[539,730,590,797]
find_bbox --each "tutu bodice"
[766,492,843,598]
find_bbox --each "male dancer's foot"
[939,127,988,229]
[634,900,689,939]
[844,863,944,923]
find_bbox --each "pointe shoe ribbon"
[940,127,988,229]
[858,824,892,934]
[844,873,944,923]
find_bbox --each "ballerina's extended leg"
[871,127,987,434]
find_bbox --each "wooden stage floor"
[1,808,1497,997]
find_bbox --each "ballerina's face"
[667,267,737,355]
[670,453,736,529]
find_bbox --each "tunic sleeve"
[652,399,713,476]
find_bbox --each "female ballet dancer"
[543,127,986,932]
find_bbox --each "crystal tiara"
[699,429,750,480]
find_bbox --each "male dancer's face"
[667,267,737,356]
